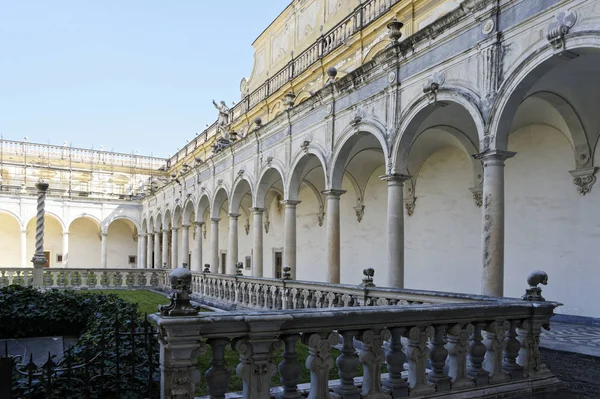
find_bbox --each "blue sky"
[1,1,287,157]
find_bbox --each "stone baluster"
[517,316,548,377]
[357,328,390,398]
[278,334,303,399]
[383,327,409,397]
[467,322,489,386]
[334,330,361,399]
[205,338,231,399]
[403,326,435,395]
[428,324,452,391]
[234,337,281,398]
[302,332,340,399]
[503,320,524,379]
[80,270,88,289]
[483,321,509,383]
[446,324,475,390]
[51,270,60,289]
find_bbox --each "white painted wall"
[69,218,101,268]
[262,197,284,278]
[26,216,62,267]
[505,125,600,318]
[297,184,327,282]
[405,147,481,294]
[0,213,22,266]
[106,219,138,268]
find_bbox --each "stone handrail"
[150,297,560,398]
[0,267,169,291]
[191,272,507,311]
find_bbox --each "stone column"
[251,208,264,277]
[193,222,203,272]
[162,230,169,268]
[323,190,345,284]
[139,234,146,269]
[381,174,410,288]
[62,231,69,267]
[145,232,153,269]
[181,224,190,268]
[101,232,108,269]
[154,232,161,269]
[282,200,300,279]
[171,228,179,269]
[31,181,49,287]
[20,229,27,267]
[228,214,239,274]
[210,218,220,273]
[474,150,515,296]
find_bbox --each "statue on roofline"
[213,99,231,140]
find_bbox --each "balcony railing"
[1,267,562,398]
[167,0,402,166]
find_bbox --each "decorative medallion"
[482,19,495,35]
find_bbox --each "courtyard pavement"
[541,321,600,357]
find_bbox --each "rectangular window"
[57,254,63,263]
[129,255,136,264]
[245,256,251,270]
[275,251,283,278]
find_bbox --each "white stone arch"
[172,204,183,227]
[154,211,163,232]
[182,198,195,226]
[210,186,230,219]
[162,208,172,230]
[34,212,67,232]
[286,146,328,201]
[527,91,591,168]
[294,90,313,106]
[392,89,485,172]
[229,176,254,214]
[255,164,286,208]
[330,119,390,190]
[196,192,211,223]
[488,34,600,151]
[0,209,24,229]
[141,218,148,235]
[102,215,140,235]
[148,215,156,234]
[68,214,102,231]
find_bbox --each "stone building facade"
[2,0,600,319]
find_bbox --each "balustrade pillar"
[20,229,27,267]
[154,232,161,269]
[101,232,108,269]
[234,336,280,398]
[428,325,452,391]
[323,190,345,284]
[61,231,69,267]
[228,214,239,274]
[181,224,190,268]
[467,322,489,386]
[193,222,203,272]
[278,334,302,399]
[301,332,339,399]
[210,218,220,273]
[146,232,153,269]
[403,326,435,395]
[474,150,515,296]
[171,228,179,269]
[381,174,410,288]
[446,324,475,390]
[503,320,524,379]
[282,200,300,279]
[335,330,361,399]
[483,321,510,383]
[206,338,231,399]
[162,229,169,268]
[383,327,409,397]
[252,208,264,277]
[357,329,390,398]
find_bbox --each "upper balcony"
[166,0,463,171]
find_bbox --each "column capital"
[62,230,70,236]
[211,217,221,223]
[473,149,516,162]
[280,200,301,207]
[380,173,411,183]
[321,189,346,198]
[101,232,108,238]
[229,213,241,219]
[181,224,191,230]
[195,221,205,227]
[250,207,265,214]
[20,229,27,234]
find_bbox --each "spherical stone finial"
[327,67,338,80]
[387,16,404,43]
[170,267,192,291]
[159,267,198,316]
[254,117,262,128]
[527,270,549,288]
[36,180,49,192]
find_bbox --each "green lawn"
[96,289,171,315]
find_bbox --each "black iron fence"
[1,318,159,399]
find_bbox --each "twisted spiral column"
[32,180,49,288]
